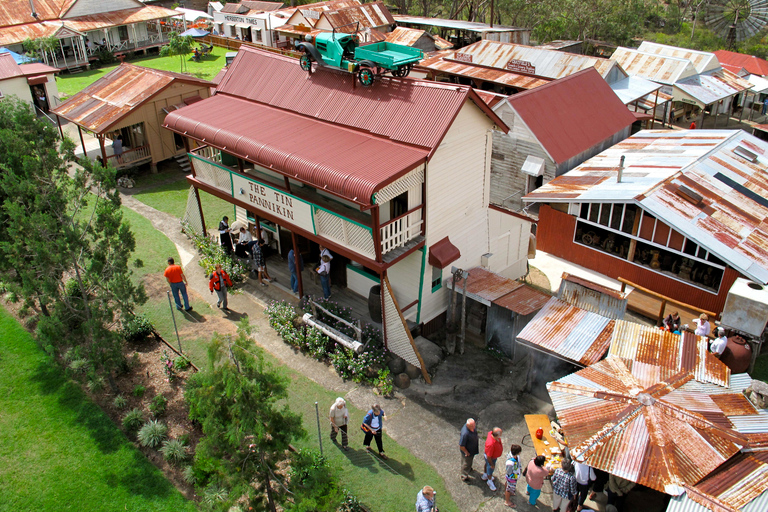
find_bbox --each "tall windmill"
[705,0,768,48]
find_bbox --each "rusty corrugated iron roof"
[241,1,285,11]
[418,50,551,91]
[608,320,730,387]
[52,63,213,133]
[65,6,178,33]
[675,69,753,107]
[638,42,721,75]
[493,284,551,316]
[384,26,452,50]
[0,52,23,80]
[0,20,76,46]
[611,47,699,85]
[0,0,74,25]
[453,267,523,306]
[548,356,753,496]
[517,297,614,366]
[557,272,627,319]
[319,1,394,30]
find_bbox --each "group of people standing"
[455,418,635,511]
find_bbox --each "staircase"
[174,153,192,173]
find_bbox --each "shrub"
[173,355,191,370]
[160,351,177,383]
[201,483,229,508]
[120,314,154,343]
[133,384,146,398]
[185,225,248,283]
[181,465,197,485]
[137,419,168,448]
[160,438,188,465]
[375,368,393,397]
[86,374,105,393]
[286,449,344,512]
[149,394,168,417]
[68,358,90,375]
[113,394,128,409]
[123,408,144,432]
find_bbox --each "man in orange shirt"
[164,257,192,311]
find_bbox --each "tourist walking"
[112,134,123,162]
[415,485,436,512]
[288,248,303,294]
[361,403,387,459]
[504,444,522,507]
[481,427,503,491]
[329,397,349,450]
[458,418,479,482]
[208,264,233,311]
[551,460,578,512]
[164,257,192,311]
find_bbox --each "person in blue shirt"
[415,485,436,512]
[361,403,387,459]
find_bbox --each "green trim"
[416,247,426,325]
[346,263,380,282]
[431,266,442,293]
[191,152,371,236]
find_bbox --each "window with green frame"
[431,266,442,292]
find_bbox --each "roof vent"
[675,185,703,205]
[734,145,758,162]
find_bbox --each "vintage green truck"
[297,31,423,86]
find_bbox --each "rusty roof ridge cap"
[653,397,749,446]
[681,482,741,512]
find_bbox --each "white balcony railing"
[380,205,424,254]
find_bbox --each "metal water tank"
[720,278,768,337]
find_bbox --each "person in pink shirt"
[481,427,503,491]
[524,455,550,506]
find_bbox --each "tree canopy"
[0,98,146,388]
[185,320,305,510]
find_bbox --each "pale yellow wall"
[0,77,34,105]
[112,82,211,164]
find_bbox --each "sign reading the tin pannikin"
[231,174,315,232]
[505,59,535,74]
[453,52,473,63]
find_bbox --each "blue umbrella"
[180,28,210,38]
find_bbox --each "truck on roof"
[297,30,423,86]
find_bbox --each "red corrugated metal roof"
[454,267,523,304]
[506,67,636,164]
[548,356,750,496]
[53,63,212,133]
[0,52,22,80]
[493,284,550,315]
[715,50,768,77]
[164,94,427,204]
[18,62,59,76]
[215,46,507,156]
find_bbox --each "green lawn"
[0,307,197,512]
[132,179,234,230]
[56,46,228,98]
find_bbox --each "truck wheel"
[392,64,412,78]
[358,67,375,87]
[300,54,312,72]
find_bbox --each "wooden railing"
[200,35,301,58]
[106,145,151,168]
[380,204,424,254]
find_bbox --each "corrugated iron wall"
[537,205,739,314]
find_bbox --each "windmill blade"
[705,0,768,41]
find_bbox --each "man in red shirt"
[164,257,192,311]
[482,427,503,491]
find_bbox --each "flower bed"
[265,298,392,394]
